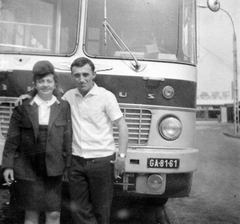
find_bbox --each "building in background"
[197,0,240,122]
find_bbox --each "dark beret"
[32,60,54,76]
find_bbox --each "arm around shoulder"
[14,94,32,107]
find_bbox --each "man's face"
[71,64,96,96]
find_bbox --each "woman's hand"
[3,168,14,186]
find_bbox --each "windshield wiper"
[103,1,145,71]
[103,21,141,71]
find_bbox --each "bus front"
[0,0,199,203]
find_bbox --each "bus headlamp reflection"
[159,116,182,140]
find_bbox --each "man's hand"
[14,94,31,107]
[3,168,14,186]
[111,156,125,179]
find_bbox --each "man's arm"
[115,116,128,155]
[113,116,128,173]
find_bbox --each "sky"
[197,0,240,105]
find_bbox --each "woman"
[1,60,72,224]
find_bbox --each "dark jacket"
[1,98,72,181]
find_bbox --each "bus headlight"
[147,174,163,190]
[159,116,182,140]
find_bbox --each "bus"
[0,0,199,219]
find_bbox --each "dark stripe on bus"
[95,74,196,109]
[0,71,196,109]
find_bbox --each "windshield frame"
[83,0,197,66]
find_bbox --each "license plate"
[147,158,180,168]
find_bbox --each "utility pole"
[206,0,239,135]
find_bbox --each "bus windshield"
[85,0,196,65]
[0,0,79,55]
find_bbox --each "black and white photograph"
[0,0,239,223]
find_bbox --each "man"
[62,57,128,224]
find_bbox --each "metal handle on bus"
[143,77,165,81]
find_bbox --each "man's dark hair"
[70,57,95,73]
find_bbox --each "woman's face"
[35,74,56,99]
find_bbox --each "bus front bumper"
[125,147,198,173]
[114,147,198,197]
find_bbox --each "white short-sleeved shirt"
[63,83,123,158]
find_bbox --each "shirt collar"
[75,82,99,97]
[32,94,57,106]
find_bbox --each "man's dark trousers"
[69,154,115,224]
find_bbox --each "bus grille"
[0,99,152,146]
[0,98,17,139]
[114,108,152,145]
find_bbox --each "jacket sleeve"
[63,102,72,168]
[1,106,22,169]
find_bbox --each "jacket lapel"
[25,102,39,140]
[25,100,61,139]
[48,102,61,135]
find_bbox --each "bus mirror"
[207,0,220,12]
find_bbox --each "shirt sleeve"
[62,90,71,102]
[62,92,67,101]
[105,92,123,122]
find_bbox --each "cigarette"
[2,180,16,186]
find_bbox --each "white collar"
[33,94,57,106]
[75,82,99,97]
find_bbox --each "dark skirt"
[14,176,62,212]
[14,125,63,212]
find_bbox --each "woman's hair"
[30,60,62,98]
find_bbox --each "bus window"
[85,0,196,65]
[181,0,196,63]
[0,0,79,55]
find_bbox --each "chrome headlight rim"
[147,174,163,191]
[162,85,174,99]
[158,115,182,141]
